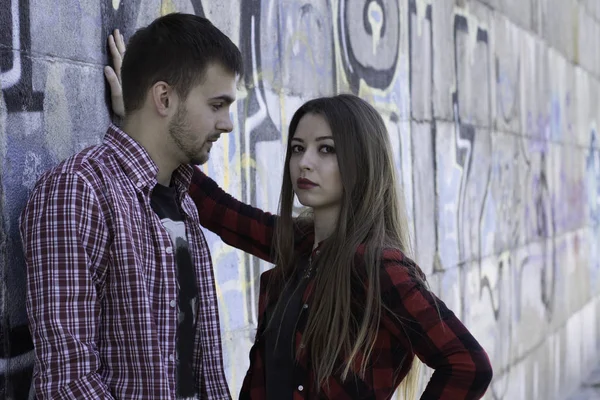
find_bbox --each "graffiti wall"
[1,0,599,398]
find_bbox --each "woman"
[105,31,492,399]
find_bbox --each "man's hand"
[104,29,126,118]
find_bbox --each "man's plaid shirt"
[20,125,230,399]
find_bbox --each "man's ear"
[151,81,176,117]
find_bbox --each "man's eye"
[212,103,223,110]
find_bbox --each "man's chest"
[99,186,208,303]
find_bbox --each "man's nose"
[217,112,234,133]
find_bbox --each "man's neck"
[123,116,177,186]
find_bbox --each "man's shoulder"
[21,143,119,226]
[37,142,119,190]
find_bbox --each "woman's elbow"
[470,349,494,395]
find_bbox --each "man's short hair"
[121,13,243,114]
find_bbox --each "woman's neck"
[312,205,339,246]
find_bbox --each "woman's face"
[289,113,343,212]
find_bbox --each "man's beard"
[168,106,209,166]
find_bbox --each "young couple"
[21,13,492,400]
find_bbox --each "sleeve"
[188,167,278,263]
[379,256,493,400]
[19,172,114,399]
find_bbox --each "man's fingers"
[108,35,121,62]
[107,34,123,82]
[105,32,126,118]
[104,66,126,118]
[104,66,121,94]
[115,29,126,56]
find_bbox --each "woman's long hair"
[272,94,423,398]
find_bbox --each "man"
[20,13,242,399]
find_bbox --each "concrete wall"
[1,0,599,398]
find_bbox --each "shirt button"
[165,246,173,254]
[170,300,176,308]
[298,385,304,392]
[303,304,308,309]
[169,354,175,362]
[135,181,143,188]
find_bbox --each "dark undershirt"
[151,184,199,400]
[264,261,310,400]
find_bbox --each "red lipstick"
[297,178,318,189]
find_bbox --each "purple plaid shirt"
[20,125,230,399]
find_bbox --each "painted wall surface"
[1,0,600,399]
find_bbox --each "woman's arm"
[189,167,278,263]
[379,251,493,399]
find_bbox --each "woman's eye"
[320,145,335,154]
[291,145,304,153]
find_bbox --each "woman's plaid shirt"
[190,170,493,400]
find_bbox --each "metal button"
[303,304,308,309]
[298,385,304,391]
[165,246,173,254]
[170,300,176,308]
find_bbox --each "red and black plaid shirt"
[20,125,230,399]
[190,170,493,399]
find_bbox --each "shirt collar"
[171,164,194,195]
[104,124,194,194]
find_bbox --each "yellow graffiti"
[222,134,232,190]
[161,0,176,16]
[239,153,257,171]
